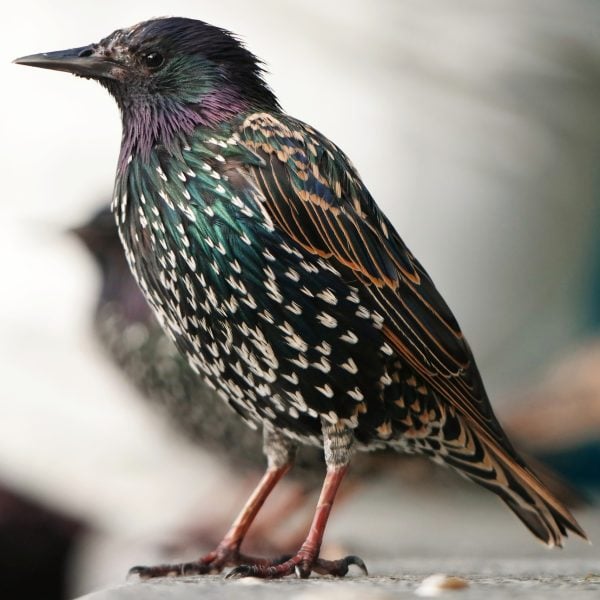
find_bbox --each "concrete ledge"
[76,558,600,600]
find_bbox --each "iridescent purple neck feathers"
[117,87,249,170]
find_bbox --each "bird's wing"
[237,112,510,446]
[236,112,587,547]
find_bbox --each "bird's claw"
[128,548,296,580]
[225,565,254,579]
[127,560,213,580]
[346,555,368,576]
[224,553,294,579]
[310,554,368,577]
[224,553,368,579]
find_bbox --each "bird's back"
[113,108,586,547]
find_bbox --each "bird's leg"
[226,421,368,579]
[129,428,296,579]
[243,479,313,553]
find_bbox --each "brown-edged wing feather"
[238,112,509,447]
[237,112,587,545]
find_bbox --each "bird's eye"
[142,52,164,69]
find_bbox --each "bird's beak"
[67,222,90,242]
[13,45,123,80]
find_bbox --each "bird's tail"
[439,413,588,547]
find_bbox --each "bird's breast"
[111,149,405,445]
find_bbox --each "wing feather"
[235,112,586,544]
[238,112,507,443]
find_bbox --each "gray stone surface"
[69,477,600,598]
[77,558,600,599]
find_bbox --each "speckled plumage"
[17,17,586,578]
[113,109,476,456]
[72,206,326,479]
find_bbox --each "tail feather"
[482,447,586,547]
[439,410,588,547]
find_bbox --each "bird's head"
[15,17,279,161]
[69,205,118,270]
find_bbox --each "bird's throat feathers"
[115,86,249,171]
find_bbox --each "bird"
[15,17,587,579]
[70,204,422,551]
[71,204,587,548]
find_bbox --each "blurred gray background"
[2,1,600,598]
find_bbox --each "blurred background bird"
[3,0,600,596]
[69,205,292,473]
[502,341,600,495]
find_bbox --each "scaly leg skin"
[129,429,296,579]
[227,464,367,578]
[226,422,368,579]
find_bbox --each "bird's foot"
[225,551,367,579]
[128,545,294,580]
[128,560,214,579]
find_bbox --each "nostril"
[78,48,93,58]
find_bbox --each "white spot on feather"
[315,341,332,356]
[289,354,309,369]
[380,342,393,356]
[282,372,299,385]
[348,387,364,401]
[316,383,334,398]
[317,288,338,305]
[317,312,338,329]
[340,358,358,374]
[340,330,358,344]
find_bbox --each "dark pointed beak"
[67,222,91,242]
[13,45,122,80]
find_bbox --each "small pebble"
[233,576,264,585]
[415,573,470,597]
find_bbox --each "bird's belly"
[119,211,444,449]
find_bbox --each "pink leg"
[129,463,292,578]
[226,465,367,579]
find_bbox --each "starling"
[16,17,587,579]
[72,205,585,544]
